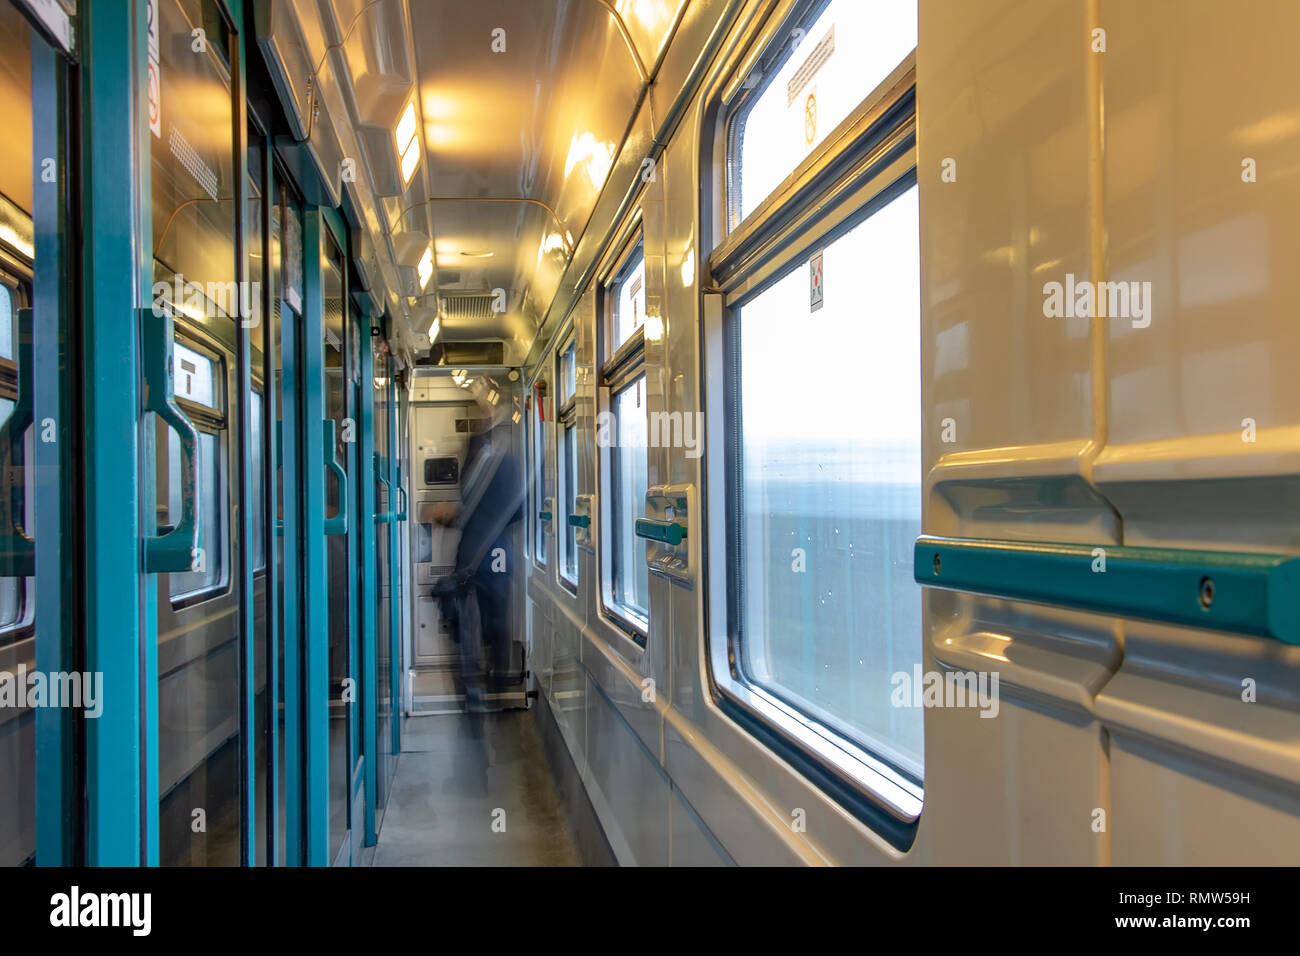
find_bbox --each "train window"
[608,376,648,627]
[729,184,922,779]
[557,339,578,589]
[0,283,11,360]
[610,243,645,351]
[251,389,266,572]
[168,340,226,601]
[729,0,916,225]
[531,378,548,566]
[599,233,650,639]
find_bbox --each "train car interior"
[0,0,1298,888]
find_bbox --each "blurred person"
[430,379,524,710]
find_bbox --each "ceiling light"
[417,246,433,291]
[395,101,421,185]
[460,250,494,259]
[427,318,440,344]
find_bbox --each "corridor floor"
[364,711,581,866]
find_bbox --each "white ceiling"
[330,0,687,362]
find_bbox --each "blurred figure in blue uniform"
[431,379,524,710]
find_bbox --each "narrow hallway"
[365,712,581,866]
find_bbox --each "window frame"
[595,224,650,646]
[700,0,922,848]
[0,265,34,642]
[556,333,579,592]
[528,369,550,570]
[167,330,231,608]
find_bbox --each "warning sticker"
[147,0,161,138]
[787,25,835,107]
[810,250,824,312]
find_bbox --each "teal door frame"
[31,9,77,867]
[357,305,379,847]
[278,187,306,867]
[80,0,150,866]
[301,207,329,865]
[385,358,401,767]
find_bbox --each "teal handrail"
[635,516,687,546]
[0,307,34,577]
[915,535,1300,646]
[143,308,200,573]
[323,418,348,536]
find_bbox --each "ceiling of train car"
[330,0,686,363]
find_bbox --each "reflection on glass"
[533,389,547,563]
[167,429,223,598]
[561,424,577,584]
[323,251,350,859]
[612,247,645,350]
[736,0,915,221]
[610,376,649,624]
[153,0,241,867]
[736,185,922,777]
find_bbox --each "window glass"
[0,394,18,630]
[0,284,11,360]
[532,385,547,564]
[609,376,649,625]
[559,343,576,403]
[560,423,577,585]
[251,390,265,571]
[173,340,218,408]
[611,246,646,350]
[734,184,922,776]
[734,0,916,221]
[168,429,224,599]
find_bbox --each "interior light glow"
[680,244,695,287]
[427,318,440,344]
[395,102,417,152]
[396,101,421,184]
[564,131,615,191]
[417,246,434,290]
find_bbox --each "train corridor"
[364,713,582,867]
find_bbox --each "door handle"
[143,308,201,573]
[323,418,348,536]
[634,516,687,546]
[0,307,33,577]
[395,483,407,522]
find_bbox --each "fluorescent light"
[400,137,421,184]
[427,318,440,344]
[417,246,433,290]
[395,102,417,153]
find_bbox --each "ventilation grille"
[440,294,499,321]
[423,341,505,366]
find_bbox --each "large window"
[531,377,548,566]
[0,275,31,638]
[730,0,915,224]
[733,186,921,777]
[557,339,578,588]
[709,0,921,831]
[599,239,649,637]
